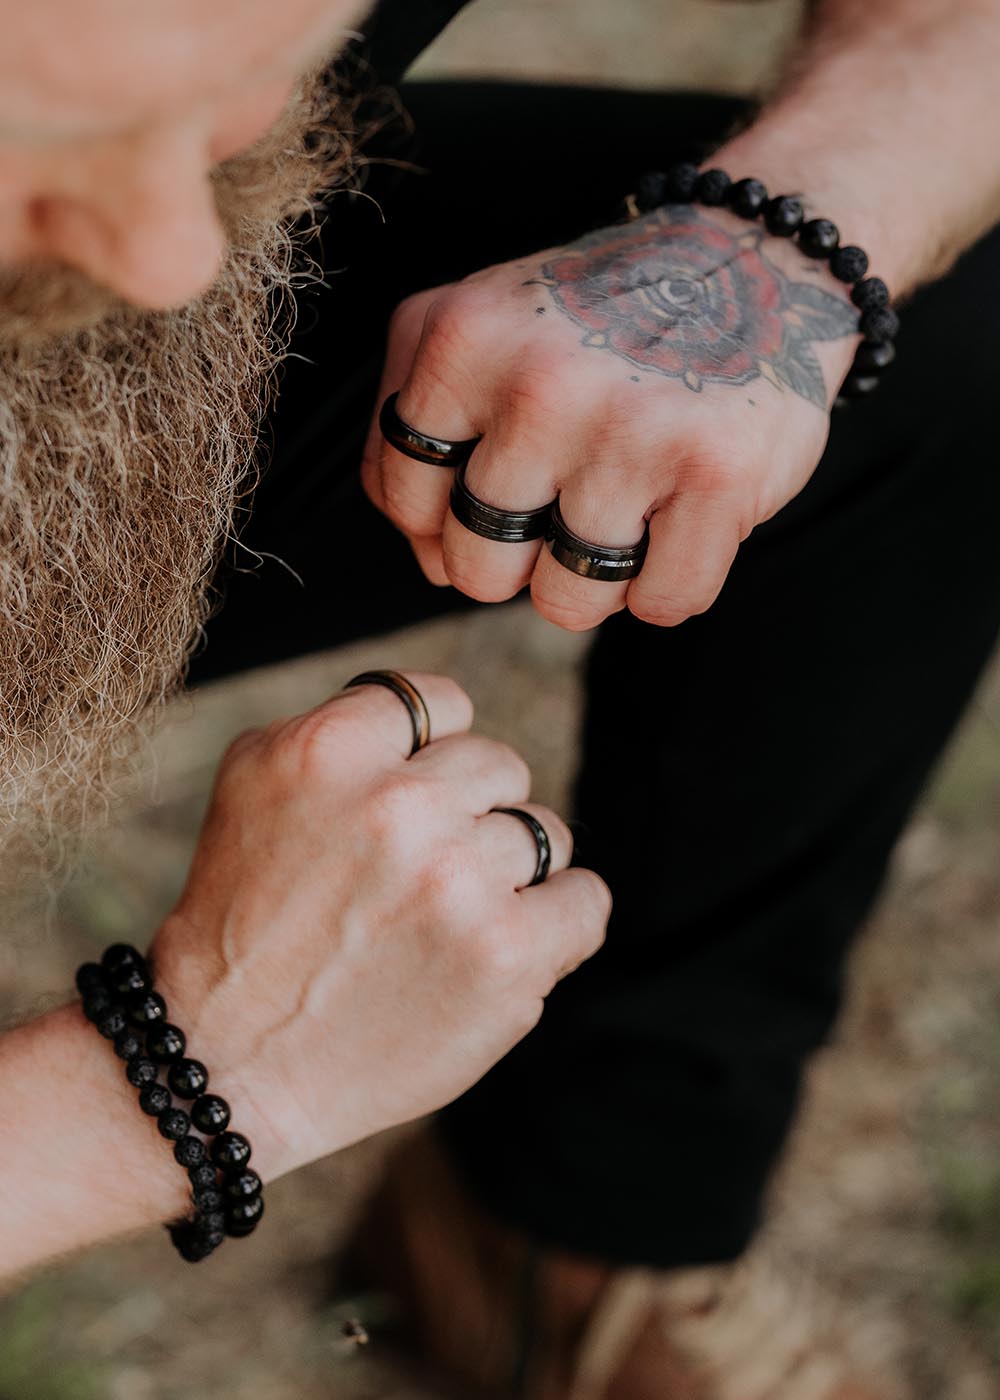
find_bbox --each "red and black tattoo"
[528,206,858,409]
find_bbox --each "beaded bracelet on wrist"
[77,944,264,1263]
[625,162,898,407]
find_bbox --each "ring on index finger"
[343,670,432,756]
[450,462,554,544]
[546,501,649,582]
[379,392,480,468]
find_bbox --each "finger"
[375,298,490,542]
[440,415,561,604]
[408,733,531,813]
[626,492,741,628]
[324,670,473,761]
[519,867,612,982]
[361,287,440,515]
[410,533,450,587]
[529,476,650,632]
[476,803,574,890]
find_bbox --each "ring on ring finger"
[492,806,553,887]
[450,462,554,544]
[379,392,480,468]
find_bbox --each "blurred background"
[4,2,1000,1396]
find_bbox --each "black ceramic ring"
[379,392,480,468]
[344,670,431,756]
[492,807,552,887]
[449,462,553,544]
[546,502,649,582]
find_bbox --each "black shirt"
[363,0,476,82]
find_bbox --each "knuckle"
[418,844,479,916]
[469,921,529,985]
[363,775,437,852]
[420,293,480,361]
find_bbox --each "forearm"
[716,0,1000,295]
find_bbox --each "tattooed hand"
[361,203,860,630]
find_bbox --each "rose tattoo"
[529,206,858,409]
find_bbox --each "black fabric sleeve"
[361,0,477,82]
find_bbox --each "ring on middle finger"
[546,501,650,582]
[449,461,554,544]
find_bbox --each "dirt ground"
[3,3,1000,1398]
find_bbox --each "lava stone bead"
[854,340,897,373]
[101,944,145,977]
[695,167,731,206]
[125,1055,159,1088]
[210,1131,251,1170]
[728,177,768,219]
[859,306,900,343]
[224,1169,262,1202]
[764,195,804,236]
[174,1134,207,1168]
[189,1162,219,1191]
[197,1210,227,1235]
[193,1094,232,1136]
[113,1029,143,1061]
[664,161,699,202]
[195,1224,227,1251]
[75,962,106,995]
[157,1107,191,1142]
[839,371,881,398]
[830,244,870,283]
[192,1186,225,1213]
[138,1083,172,1116]
[850,276,890,310]
[169,1222,216,1262]
[798,218,840,258]
[96,1005,128,1040]
[168,1058,208,1099]
[225,1194,265,1237]
[82,986,113,1022]
[146,1023,187,1064]
[126,990,166,1028]
[107,962,152,998]
[634,170,667,212]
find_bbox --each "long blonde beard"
[0,69,356,880]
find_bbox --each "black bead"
[125,1055,159,1088]
[664,161,699,202]
[82,986,113,1022]
[798,218,840,259]
[75,962,107,995]
[106,962,152,998]
[174,1134,207,1168]
[113,1029,143,1062]
[226,1194,265,1236]
[188,1162,219,1191]
[210,1130,251,1170]
[224,1168,262,1201]
[197,1210,227,1235]
[193,1094,232,1136]
[167,1058,208,1099]
[859,306,900,344]
[851,276,890,310]
[192,1186,225,1213]
[728,177,768,219]
[634,170,667,212]
[763,195,804,236]
[126,989,166,1027]
[139,1083,172,1116]
[854,339,896,373]
[695,167,731,206]
[168,1220,216,1262]
[101,944,145,977]
[195,1224,227,1251]
[839,371,881,399]
[830,244,869,283]
[157,1107,191,1142]
[96,1005,128,1040]
[146,1023,186,1064]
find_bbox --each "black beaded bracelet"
[626,162,898,406]
[77,944,264,1262]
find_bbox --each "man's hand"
[362,204,859,632]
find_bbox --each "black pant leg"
[441,216,1000,1267]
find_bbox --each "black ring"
[492,807,552,887]
[449,463,553,544]
[546,502,649,582]
[343,670,431,756]
[379,392,480,468]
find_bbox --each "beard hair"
[0,67,357,886]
